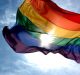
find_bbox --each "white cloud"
[1,51,80,75]
[1,0,80,75]
[52,0,80,13]
[0,9,16,27]
[0,0,24,31]
[23,52,80,73]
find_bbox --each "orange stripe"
[30,0,80,31]
[19,2,80,38]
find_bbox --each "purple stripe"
[2,26,49,54]
[2,26,80,63]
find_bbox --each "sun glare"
[40,29,56,49]
[40,34,54,49]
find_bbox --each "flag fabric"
[3,0,80,63]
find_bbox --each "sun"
[40,34,54,49]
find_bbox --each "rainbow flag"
[3,0,80,63]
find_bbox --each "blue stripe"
[10,25,41,47]
[10,25,80,54]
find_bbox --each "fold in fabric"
[3,0,80,63]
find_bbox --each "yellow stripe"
[19,1,80,38]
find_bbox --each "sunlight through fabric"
[40,29,56,49]
[40,34,54,49]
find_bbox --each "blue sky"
[0,0,80,75]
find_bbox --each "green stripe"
[16,9,80,46]
[29,32,80,46]
[16,9,45,33]
[25,31,80,46]
[27,31,41,39]
[55,38,80,46]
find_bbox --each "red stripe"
[31,0,80,31]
